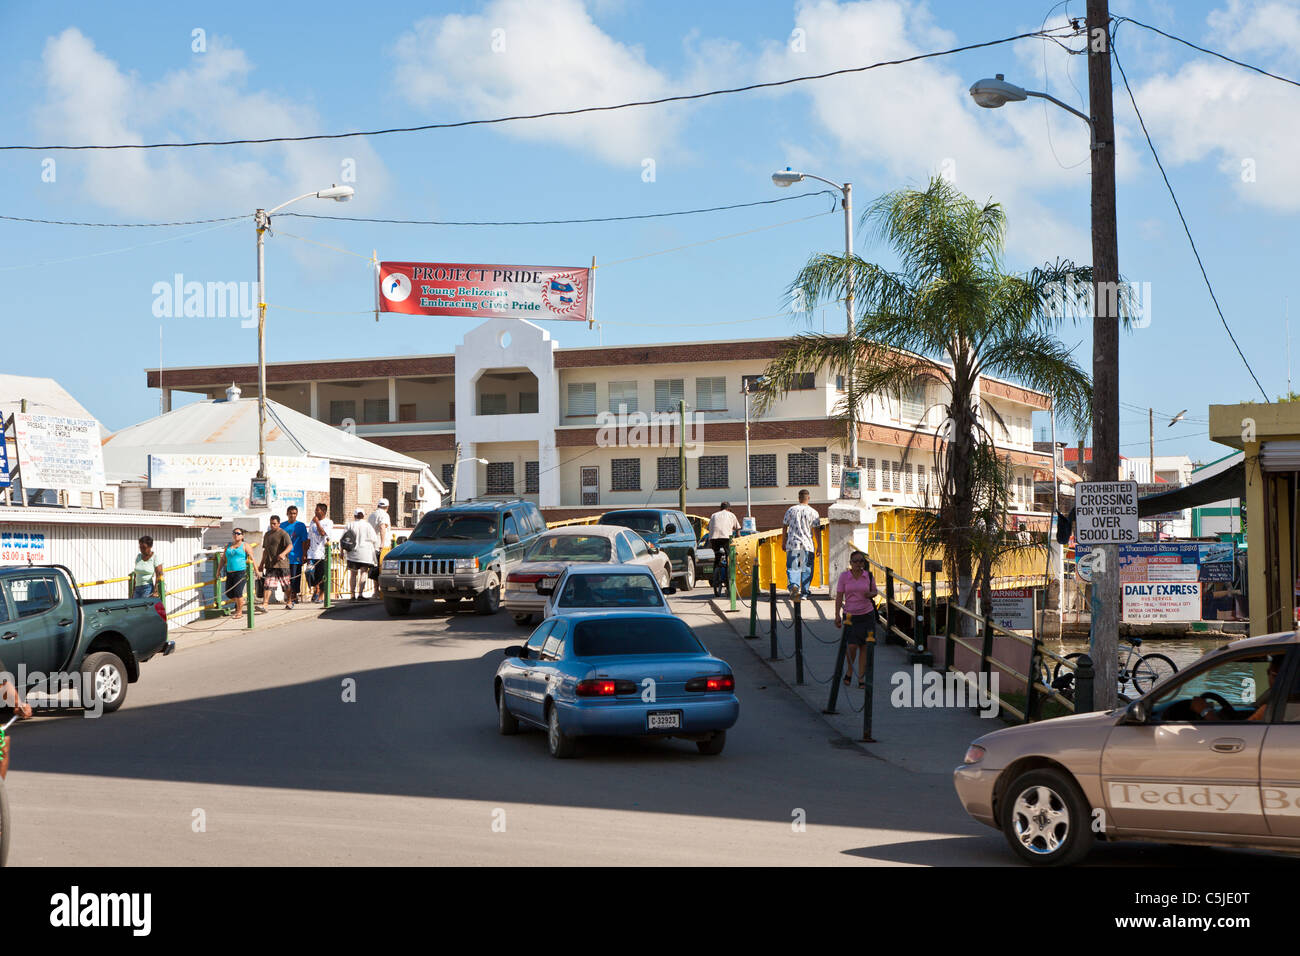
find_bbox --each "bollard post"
[768,583,778,661]
[157,577,167,619]
[727,541,737,612]
[1074,654,1095,713]
[979,611,993,687]
[1025,634,1041,724]
[246,572,255,629]
[213,555,225,616]
[909,580,933,666]
[944,602,955,673]
[324,547,333,610]
[747,558,759,638]
[861,626,877,742]
[883,568,897,645]
[824,624,849,714]
[793,597,804,685]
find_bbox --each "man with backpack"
[342,508,380,600]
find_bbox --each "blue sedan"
[494,611,740,758]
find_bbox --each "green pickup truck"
[0,564,174,714]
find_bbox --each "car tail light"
[508,572,543,584]
[154,601,167,622]
[686,674,735,692]
[576,679,637,697]
[962,744,986,765]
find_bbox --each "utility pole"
[678,399,687,514]
[450,441,462,504]
[1088,0,1121,710]
[1148,407,1154,484]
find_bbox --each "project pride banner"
[377,261,592,321]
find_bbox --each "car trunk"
[578,654,725,702]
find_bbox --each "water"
[1046,635,1263,703]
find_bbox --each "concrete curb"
[170,599,375,651]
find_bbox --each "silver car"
[955,630,1300,865]
[539,564,675,621]
[503,526,672,626]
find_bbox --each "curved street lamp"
[968,74,1094,143]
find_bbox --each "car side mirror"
[664,524,677,534]
[648,543,659,553]
[504,532,520,545]
[1121,699,1149,724]
[504,645,526,658]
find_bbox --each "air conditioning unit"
[415,482,430,501]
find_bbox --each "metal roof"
[0,374,108,438]
[101,396,428,483]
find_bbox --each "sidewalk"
[170,595,374,649]
[706,592,1000,774]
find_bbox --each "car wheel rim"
[1011,785,1069,855]
[685,558,694,587]
[95,665,122,702]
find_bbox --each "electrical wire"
[1115,16,1300,90]
[1111,39,1271,404]
[0,213,247,227]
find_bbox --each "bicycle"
[710,542,729,597]
[1052,636,1177,697]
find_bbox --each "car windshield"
[599,511,662,534]
[557,572,663,608]
[525,534,612,562]
[573,616,704,656]
[410,512,498,541]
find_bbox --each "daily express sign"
[378,261,591,322]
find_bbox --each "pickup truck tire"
[677,555,696,591]
[475,574,501,615]
[383,595,411,616]
[81,651,128,714]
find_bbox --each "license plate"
[647,711,682,731]
[540,576,558,590]
[414,578,434,590]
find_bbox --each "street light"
[449,456,489,503]
[772,167,858,477]
[741,376,764,519]
[253,184,355,499]
[968,75,1094,140]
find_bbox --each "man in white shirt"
[706,503,741,570]
[307,502,334,603]
[368,498,394,552]
[781,489,821,599]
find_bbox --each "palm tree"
[755,176,1098,618]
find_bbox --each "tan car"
[502,525,673,626]
[955,630,1300,865]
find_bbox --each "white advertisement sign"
[13,413,106,491]
[148,454,329,492]
[991,588,1035,631]
[0,530,47,564]
[1075,481,1139,544]
[1122,582,1201,623]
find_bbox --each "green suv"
[598,508,699,590]
[379,499,547,616]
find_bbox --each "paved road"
[3,595,1290,866]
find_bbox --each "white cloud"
[391,0,680,166]
[35,28,389,219]
[1207,0,1300,56]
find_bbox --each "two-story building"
[147,318,1052,529]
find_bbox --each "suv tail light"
[576,679,637,697]
[686,674,734,692]
[154,601,168,622]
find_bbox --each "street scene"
[0,0,1296,931]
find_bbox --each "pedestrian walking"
[367,497,393,591]
[217,528,257,618]
[281,505,309,607]
[343,508,380,600]
[131,535,163,600]
[706,502,741,571]
[306,502,333,603]
[258,515,294,612]
[834,550,879,688]
[781,489,821,599]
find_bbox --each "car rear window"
[526,534,612,562]
[599,511,661,534]
[558,572,663,607]
[572,617,704,657]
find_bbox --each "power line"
[1,28,1070,151]
[1111,40,1271,403]
[1116,16,1300,90]
[0,213,246,227]
[278,190,836,226]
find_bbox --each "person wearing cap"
[367,498,394,591]
[343,508,380,600]
[217,527,258,618]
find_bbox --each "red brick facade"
[148,355,454,390]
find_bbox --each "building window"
[904,462,913,493]
[568,382,596,416]
[328,400,355,425]
[835,374,845,392]
[611,458,641,491]
[364,398,390,423]
[698,455,728,489]
[519,392,538,414]
[830,453,841,487]
[525,461,539,495]
[399,403,417,422]
[695,376,726,411]
[654,379,685,413]
[917,464,927,495]
[657,457,681,491]
[791,372,816,390]
[890,461,901,492]
[486,462,514,496]
[609,381,638,414]
[479,393,507,416]
[864,458,876,491]
[788,452,819,486]
[749,454,777,488]
[441,463,455,489]
[900,382,925,421]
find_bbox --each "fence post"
[727,540,737,612]
[861,625,877,742]
[768,583,778,661]
[824,627,849,714]
[883,568,898,645]
[157,577,167,619]
[909,580,933,666]
[944,603,955,673]
[979,612,994,695]
[793,597,804,684]
[324,547,333,610]
[246,573,255,629]
[1074,654,1095,713]
[747,556,759,638]
[1025,633,1041,724]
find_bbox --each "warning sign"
[1075,481,1139,544]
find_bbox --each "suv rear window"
[572,617,704,657]
[526,534,612,562]
[557,572,663,608]
[411,512,499,540]
[599,511,661,534]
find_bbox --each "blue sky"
[1,0,1297,467]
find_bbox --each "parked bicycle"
[1051,635,1177,697]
